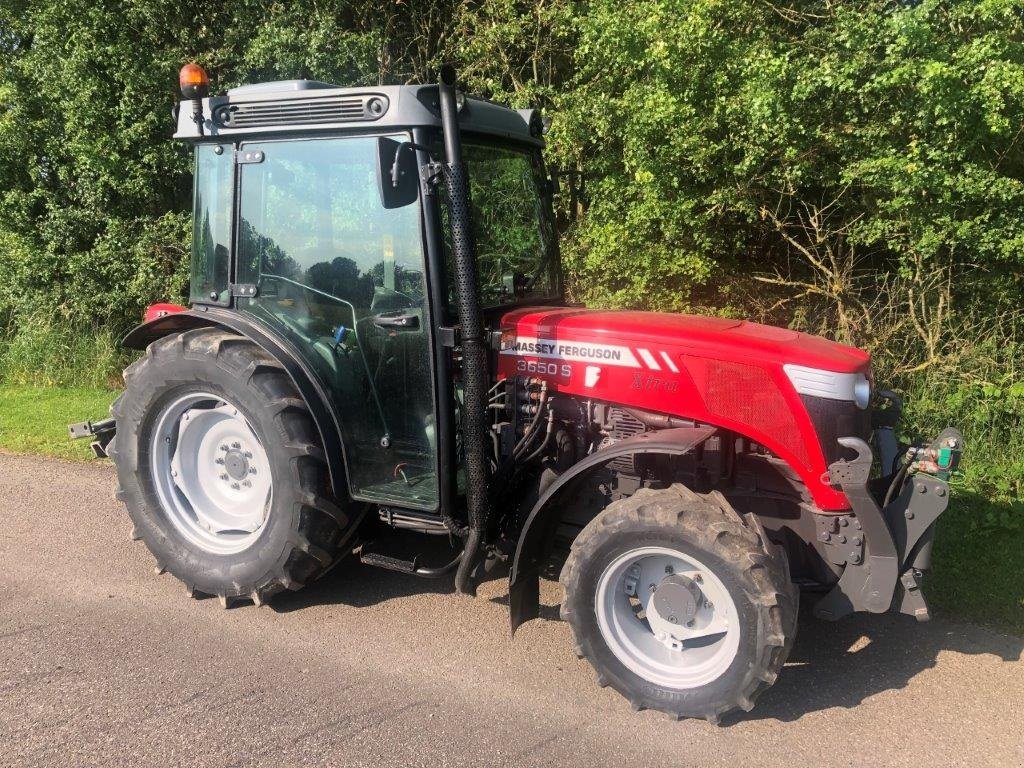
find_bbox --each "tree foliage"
[0,0,1021,499]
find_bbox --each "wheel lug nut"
[649,583,657,592]
[665,565,674,574]
[249,468,257,475]
[232,442,241,449]
[242,480,252,488]
[215,458,224,465]
[220,444,228,451]
[244,451,252,459]
[693,573,703,584]
[231,483,240,490]
[686,619,696,628]
[220,473,229,481]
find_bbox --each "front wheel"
[108,328,353,606]
[560,484,798,722]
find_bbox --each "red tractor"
[72,64,963,721]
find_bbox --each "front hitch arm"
[814,437,901,620]
[814,429,962,622]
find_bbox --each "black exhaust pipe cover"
[438,64,492,596]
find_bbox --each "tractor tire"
[559,484,797,722]
[107,328,352,607]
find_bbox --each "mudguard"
[508,425,717,633]
[121,307,350,500]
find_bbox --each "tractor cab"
[176,74,559,513]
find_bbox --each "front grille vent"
[214,94,389,128]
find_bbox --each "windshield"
[443,142,559,307]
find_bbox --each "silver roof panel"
[174,83,542,146]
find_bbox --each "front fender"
[508,425,717,633]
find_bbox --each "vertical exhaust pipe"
[438,64,492,595]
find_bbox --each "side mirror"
[376,137,419,209]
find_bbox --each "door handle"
[372,313,419,330]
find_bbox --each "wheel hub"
[651,573,703,627]
[223,449,251,481]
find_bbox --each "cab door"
[232,135,439,509]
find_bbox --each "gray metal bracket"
[896,569,930,622]
[884,473,950,565]
[419,161,443,197]
[814,437,900,621]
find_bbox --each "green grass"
[0,383,1020,633]
[928,491,1024,633]
[0,385,118,460]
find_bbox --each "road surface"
[1,453,1021,767]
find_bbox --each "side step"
[360,551,419,574]
[358,545,463,579]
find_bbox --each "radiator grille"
[214,94,388,128]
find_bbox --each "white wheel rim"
[149,392,272,555]
[595,545,741,689]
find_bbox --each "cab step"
[359,550,418,574]
[357,544,463,579]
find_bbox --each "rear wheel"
[560,484,797,722]
[107,328,353,606]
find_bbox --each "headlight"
[853,375,872,410]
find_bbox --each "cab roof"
[174,81,543,145]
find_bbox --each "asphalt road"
[1,453,1022,768]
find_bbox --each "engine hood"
[499,308,870,373]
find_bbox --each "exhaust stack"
[437,65,492,595]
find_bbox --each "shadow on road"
[270,537,459,613]
[269,543,1023,724]
[732,604,1023,724]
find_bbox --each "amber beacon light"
[179,63,210,134]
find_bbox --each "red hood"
[500,307,870,373]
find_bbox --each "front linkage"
[815,424,964,622]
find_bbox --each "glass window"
[235,136,438,509]
[190,144,233,304]
[447,144,558,306]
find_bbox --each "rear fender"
[122,308,350,500]
[508,425,717,633]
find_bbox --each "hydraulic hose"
[437,65,492,596]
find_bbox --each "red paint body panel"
[144,302,188,323]
[498,308,872,511]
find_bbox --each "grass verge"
[0,385,118,460]
[928,491,1024,633]
[0,384,1020,633]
